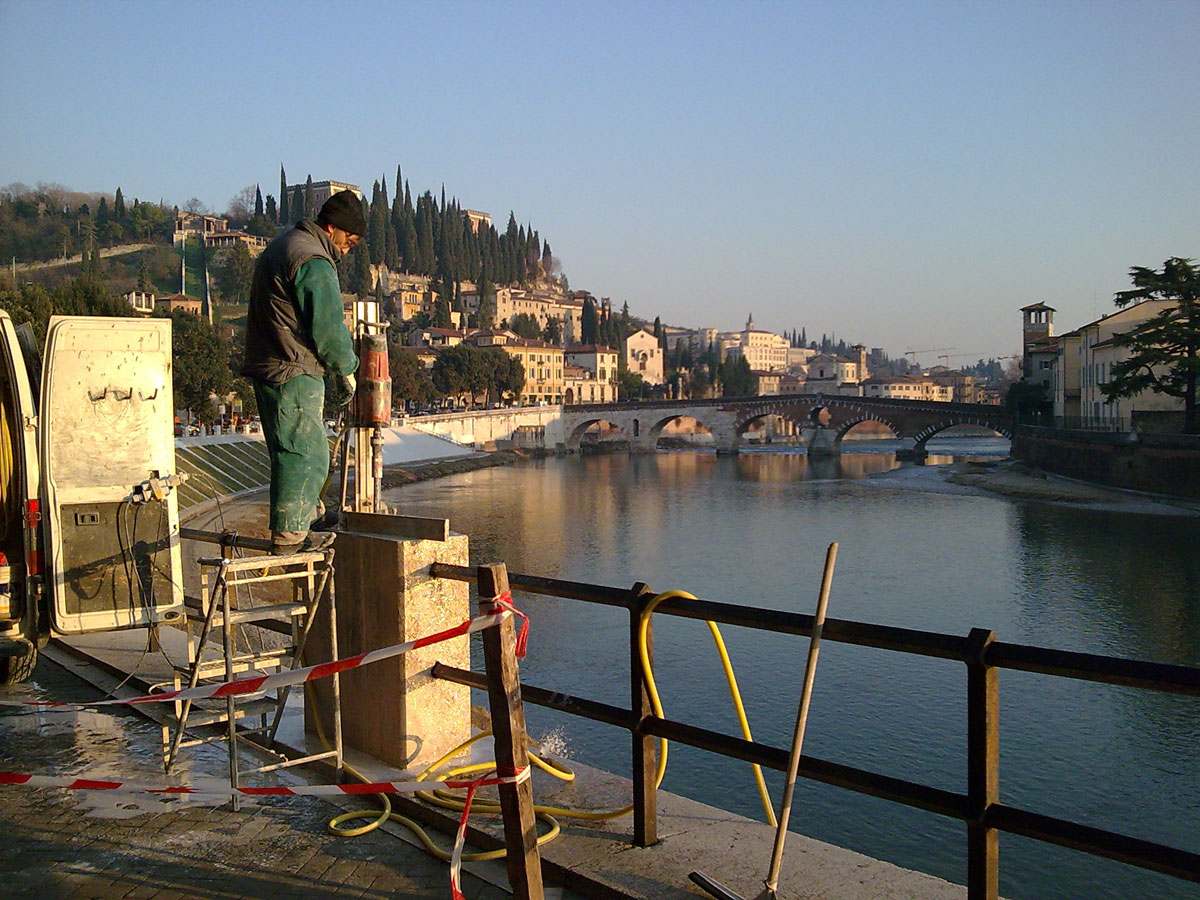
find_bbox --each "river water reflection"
[383,439,1200,900]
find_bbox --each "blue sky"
[2,0,1196,363]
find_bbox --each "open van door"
[39,316,184,634]
[0,312,45,681]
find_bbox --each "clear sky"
[2,0,1196,363]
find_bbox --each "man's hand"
[333,373,356,408]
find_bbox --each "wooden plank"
[343,510,449,542]
[966,628,999,900]
[478,564,544,900]
[630,582,658,847]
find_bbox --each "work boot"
[309,510,341,533]
[271,530,337,556]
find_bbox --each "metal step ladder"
[161,547,342,802]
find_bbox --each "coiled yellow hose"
[319,588,777,858]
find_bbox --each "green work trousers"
[253,375,328,534]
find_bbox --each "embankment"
[1012,426,1200,499]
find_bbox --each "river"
[383,438,1200,900]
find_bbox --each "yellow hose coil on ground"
[317,588,778,857]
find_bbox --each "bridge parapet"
[403,395,1013,456]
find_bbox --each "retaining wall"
[1012,426,1200,499]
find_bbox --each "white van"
[0,312,184,683]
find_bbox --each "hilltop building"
[284,180,362,208]
[625,328,664,384]
[725,314,790,372]
[803,345,870,395]
[123,290,156,315]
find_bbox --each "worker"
[241,190,365,555]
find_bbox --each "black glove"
[332,373,356,408]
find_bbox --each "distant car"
[174,424,185,437]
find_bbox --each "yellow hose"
[317,588,777,857]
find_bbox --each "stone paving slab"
[0,654,575,900]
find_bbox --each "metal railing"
[1019,414,1132,432]
[428,562,1200,900]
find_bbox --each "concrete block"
[306,519,470,771]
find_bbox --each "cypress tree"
[291,186,304,223]
[113,187,125,221]
[581,298,598,345]
[254,186,264,217]
[96,196,109,224]
[303,176,314,219]
[368,180,386,265]
[278,166,288,224]
[265,194,277,223]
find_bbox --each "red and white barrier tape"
[0,765,530,900]
[480,590,529,658]
[0,610,508,711]
[1,593,536,897]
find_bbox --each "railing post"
[630,582,658,847]
[966,627,999,900]
[478,564,544,900]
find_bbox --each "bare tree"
[224,186,257,226]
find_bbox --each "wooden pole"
[966,627,999,900]
[478,564,544,900]
[763,541,837,895]
[631,582,658,847]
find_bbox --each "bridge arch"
[911,419,1013,450]
[833,415,901,442]
[566,416,628,451]
[645,413,716,449]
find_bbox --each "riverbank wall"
[1012,425,1200,499]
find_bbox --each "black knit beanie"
[317,190,367,236]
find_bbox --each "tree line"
[273,164,554,308]
[0,183,174,264]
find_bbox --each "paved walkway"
[0,656,569,900]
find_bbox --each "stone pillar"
[306,512,470,772]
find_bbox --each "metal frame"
[163,539,342,805]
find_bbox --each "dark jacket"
[241,219,358,384]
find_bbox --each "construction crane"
[937,352,1016,367]
[904,347,955,367]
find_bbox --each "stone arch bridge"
[561,394,1015,456]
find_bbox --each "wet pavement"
[0,655,567,900]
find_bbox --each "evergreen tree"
[265,194,277,223]
[113,187,125,221]
[542,240,553,278]
[510,313,541,339]
[254,186,264,217]
[368,180,386,264]
[290,186,304,223]
[352,243,372,296]
[477,271,495,330]
[303,176,315,219]
[278,166,289,224]
[215,242,254,304]
[96,196,109,225]
[581,297,598,345]
[1100,257,1200,432]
